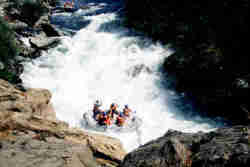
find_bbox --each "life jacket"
[104,116,111,125]
[98,112,106,125]
[93,106,101,120]
[109,108,119,119]
[116,113,125,126]
[98,112,112,126]
[123,108,131,117]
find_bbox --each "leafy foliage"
[0,69,16,83]
[0,16,18,63]
[0,16,19,82]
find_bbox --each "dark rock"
[34,15,62,37]
[124,0,249,124]
[163,44,250,124]
[0,62,4,70]
[41,23,62,37]
[120,126,250,167]
[128,64,152,77]
[29,35,60,50]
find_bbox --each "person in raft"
[123,104,132,117]
[116,111,126,126]
[107,103,119,120]
[98,111,111,126]
[116,105,133,126]
[92,100,103,121]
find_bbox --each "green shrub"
[0,69,16,82]
[0,16,18,63]
[0,16,19,82]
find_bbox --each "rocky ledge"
[120,127,250,167]
[0,79,126,167]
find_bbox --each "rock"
[124,0,249,125]
[29,35,60,50]
[0,79,126,167]
[8,20,29,32]
[0,132,98,167]
[0,0,7,17]
[0,79,53,118]
[229,76,250,123]
[0,62,4,70]
[41,23,62,37]
[120,127,250,167]
[34,15,62,37]
[162,44,250,124]
[15,37,42,59]
[128,64,152,77]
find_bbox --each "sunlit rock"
[0,79,126,167]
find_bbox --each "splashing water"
[21,1,224,152]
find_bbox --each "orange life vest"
[104,116,111,125]
[116,116,125,126]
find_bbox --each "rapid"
[21,0,225,152]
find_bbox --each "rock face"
[29,35,60,50]
[0,79,126,167]
[123,0,249,124]
[163,49,250,124]
[120,127,250,167]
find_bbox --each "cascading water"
[21,0,224,152]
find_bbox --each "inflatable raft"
[81,110,142,132]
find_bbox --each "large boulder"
[0,79,126,167]
[34,15,63,37]
[29,35,60,50]
[120,127,250,167]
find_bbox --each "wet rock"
[29,35,60,50]
[229,76,250,123]
[41,23,62,37]
[120,127,250,167]
[34,15,62,37]
[15,36,41,59]
[163,44,250,124]
[128,64,152,77]
[124,0,249,125]
[0,62,4,70]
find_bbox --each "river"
[21,0,224,152]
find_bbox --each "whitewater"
[21,0,224,152]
